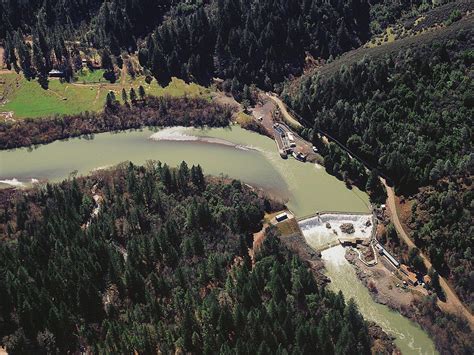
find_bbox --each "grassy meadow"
[0,71,212,119]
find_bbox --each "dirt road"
[266,93,303,129]
[382,179,474,330]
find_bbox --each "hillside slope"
[283,9,473,319]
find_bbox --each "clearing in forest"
[0,72,212,119]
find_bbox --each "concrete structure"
[375,243,400,268]
[275,212,289,222]
[299,213,373,252]
[274,124,292,158]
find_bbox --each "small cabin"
[275,212,288,222]
[407,274,418,286]
[400,264,418,286]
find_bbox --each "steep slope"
[283,9,473,321]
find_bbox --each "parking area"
[247,93,322,162]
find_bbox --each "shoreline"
[0,96,232,150]
[344,248,471,354]
[272,220,399,353]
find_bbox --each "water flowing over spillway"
[299,213,373,250]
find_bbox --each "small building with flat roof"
[375,243,400,268]
[275,212,288,222]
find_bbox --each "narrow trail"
[382,179,474,330]
[92,86,101,106]
[270,92,474,329]
[120,64,127,88]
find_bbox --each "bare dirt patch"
[347,249,423,310]
[250,95,276,136]
[0,47,5,69]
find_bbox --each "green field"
[75,68,107,83]
[0,72,212,119]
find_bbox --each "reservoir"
[0,125,369,216]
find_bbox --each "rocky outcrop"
[340,223,355,234]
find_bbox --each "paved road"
[382,179,474,330]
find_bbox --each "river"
[0,125,436,352]
[0,125,369,217]
[322,246,437,354]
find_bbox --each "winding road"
[382,179,474,330]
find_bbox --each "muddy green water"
[322,246,437,354]
[0,125,436,352]
[0,125,369,216]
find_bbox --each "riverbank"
[346,248,474,354]
[322,245,437,354]
[0,126,370,215]
[0,96,232,149]
[294,213,437,353]
[0,93,432,352]
[253,221,399,354]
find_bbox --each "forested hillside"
[3,0,420,90]
[2,0,371,88]
[140,0,370,88]
[0,0,170,51]
[0,163,383,354]
[3,0,463,90]
[409,176,473,310]
[284,29,473,191]
[283,27,473,308]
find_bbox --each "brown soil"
[346,249,423,310]
[212,91,240,111]
[250,223,268,265]
[0,47,4,69]
[394,195,414,233]
[250,95,276,137]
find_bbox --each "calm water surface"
[0,125,369,216]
